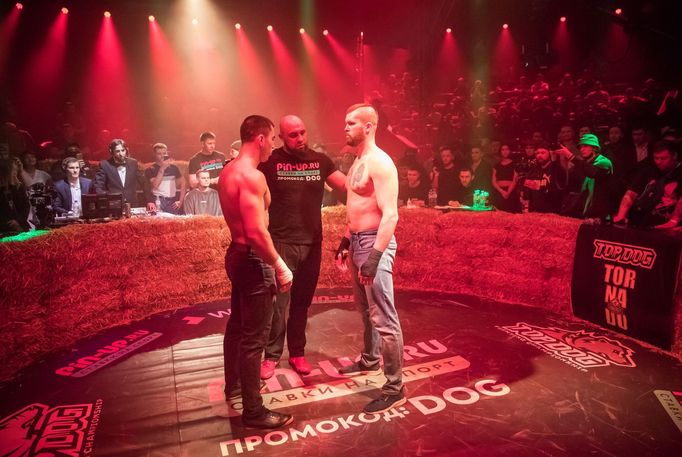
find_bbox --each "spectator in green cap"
[558,133,614,219]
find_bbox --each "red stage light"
[446,27,452,33]
[267,25,273,32]
[148,16,155,23]
[104,11,111,18]
[502,23,509,29]
[235,23,241,30]
[560,16,566,22]
[61,7,68,15]
[15,3,23,10]
[323,29,329,36]
[192,18,198,26]
[615,8,623,15]
[299,28,305,34]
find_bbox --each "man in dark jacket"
[94,139,155,211]
[53,157,94,216]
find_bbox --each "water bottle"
[428,188,437,207]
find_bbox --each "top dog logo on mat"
[498,323,636,371]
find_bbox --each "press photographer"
[613,141,681,228]
[0,143,30,235]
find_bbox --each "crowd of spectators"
[0,129,227,235]
[1,70,682,236]
[376,70,682,227]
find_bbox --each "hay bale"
[0,216,231,380]
[1,207,680,381]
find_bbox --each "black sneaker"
[338,361,382,376]
[363,389,407,414]
[242,410,294,429]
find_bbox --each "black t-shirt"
[494,161,516,182]
[399,180,429,202]
[259,147,337,244]
[526,161,567,214]
[453,185,474,206]
[436,166,459,205]
[188,151,226,189]
[471,161,493,192]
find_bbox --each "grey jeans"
[349,230,403,395]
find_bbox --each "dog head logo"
[0,403,47,457]
[0,402,93,457]
[543,328,636,367]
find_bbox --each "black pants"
[264,241,321,360]
[223,243,276,418]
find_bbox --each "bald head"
[279,115,307,153]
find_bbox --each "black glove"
[336,236,350,261]
[360,249,383,277]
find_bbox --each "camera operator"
[53,157,94,217]
[21,152,51,188]
[0,143,30,235]
[145,143,186,215]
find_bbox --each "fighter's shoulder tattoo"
[351,163,365,186]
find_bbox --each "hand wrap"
[360,248,383,277]
[336,237,350,261]
[274,256,293,285]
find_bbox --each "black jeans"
[223,243,276,418]
[264,241,322,360]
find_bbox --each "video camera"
[28,182,55,228]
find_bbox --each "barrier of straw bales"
[1,207,680,381]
